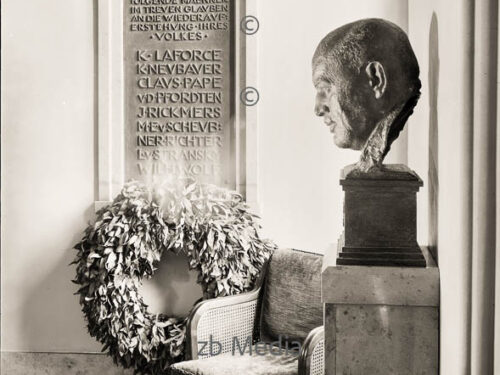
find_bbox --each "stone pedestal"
[338,164,426,267]
[322,246,439,374]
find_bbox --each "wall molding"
[1,352,133,374]
[97,0,124,204]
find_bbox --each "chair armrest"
[298,326,324,375]
[186,261,268,360]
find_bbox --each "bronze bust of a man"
[312,18,421,173]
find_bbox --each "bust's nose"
[314,92,329,117]
[315,102,329,117]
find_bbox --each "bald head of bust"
[312,18,420,165]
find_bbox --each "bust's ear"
[365,61,387,99]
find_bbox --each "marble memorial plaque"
[124,0,234,187]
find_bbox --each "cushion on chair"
[167,345,298,375]
[260,249,323,344]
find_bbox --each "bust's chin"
[333,138,349,149]
[333,135,364,151]
[332,126,360,149]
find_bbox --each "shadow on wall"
[428,12,440,263]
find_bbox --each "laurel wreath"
[72,180,275,374]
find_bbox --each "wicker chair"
[168,248,325,375]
